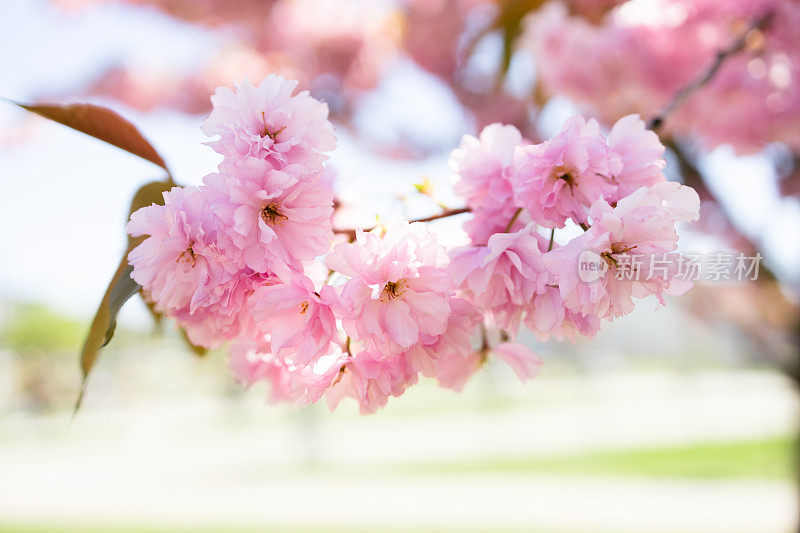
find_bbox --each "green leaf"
[10,100,171,177]
[496,0,548,76]
[463,0,548,83]
[75,179,173,411]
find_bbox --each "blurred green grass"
[0,437,793,533]
[398,435,797,480]
[1,304,84,354]
[2,439,790,532]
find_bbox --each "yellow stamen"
[261,203,289,225]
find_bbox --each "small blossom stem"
[579,222,590,231]
[548,229,555,251]
[647,12,773,132]
[334,207,471,241]
[504,207,523,233]
[343,336,352,356]
[478,323,490,364]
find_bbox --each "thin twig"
[647,12,773,132]
[334,207,470,241]
[504,207,523,233]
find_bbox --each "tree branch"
[333,207,471,241]
[647,12,773,132]
[666,139,800,381]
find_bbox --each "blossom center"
[259,111,286,141]
[601,242,637,267]
[300,300,309,314]
[381,280,406,301]
[261,203,288,225]
[554,166,576,189]
[177,243,197,268]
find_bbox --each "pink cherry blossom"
[118,70,704,415]
[606,114,667,202]
[450,123,521,211]
[127,186,239,314]
[327,223,454,355]
[228,339,347,405]
[411,297,483,391]
[249,273,339,366]
[127,187,284,350]
[416,296,481,361]
[401,290,482,390]
[202,156,334,273]
[512,116,621,228]
[493,342,543,382]
[524,285,602,342]
[201,75,336,170]
[325,351,418,415]
[423,350,482,391]
[228,339,279,388]
[543,183,700,320]
[451,123,531,243]
[172,269,276,350]
[449,223,550,332]
[230,341,420,414]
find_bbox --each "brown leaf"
[13,101,171,175]
[75,179,173,411]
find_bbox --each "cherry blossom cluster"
[448,115,699,344]
[127,75,699,414]
[523,0,800,152]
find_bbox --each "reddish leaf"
[76,179,173,411]
[14,101,170,174]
